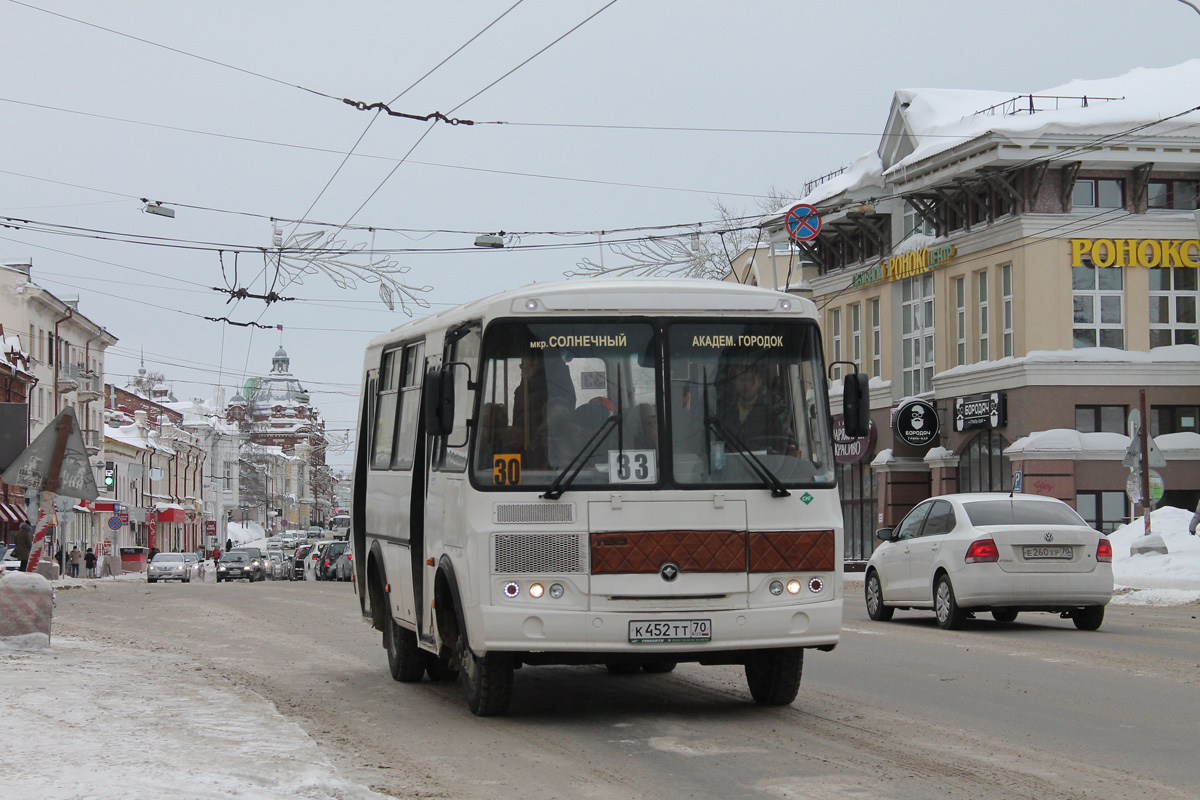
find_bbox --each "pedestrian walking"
[84,547,97,578]
[1189,499,1199,535]
[226,537,233,552]
[14,520,33,572]
[68,545,83,578]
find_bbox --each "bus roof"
[366,279,816,350]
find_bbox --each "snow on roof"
[937,344,1200,381]
[1004,429,1199,457]
[778,59,1200,213]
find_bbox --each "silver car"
[865,493,1113,630]
[147,552,191,583]
[182,553,205,581]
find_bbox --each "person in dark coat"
[13,521,33,571]
[84,547,97,578]
[510,350,577,469]
[718,359,797,456]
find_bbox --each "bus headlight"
[503,582,520,598]
[549,583,564,599]
[529,583,545,599]
[769,580,784,596]
[786,579,802,595]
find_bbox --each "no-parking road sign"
[108,516,122,531]
[785,203,821,242]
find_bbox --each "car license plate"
[1022,546,1072,559]
[628,619,711,644]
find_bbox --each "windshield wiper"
[704,415,791,498]
[541,414,621,500]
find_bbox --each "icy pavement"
[1,634,395,800]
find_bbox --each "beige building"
[754,62,1200,562]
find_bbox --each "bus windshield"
[474,320,658,490]
[667,320,834,488]
[472,317,834,491]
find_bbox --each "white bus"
[351,279,869,715]
[328,514,351,540]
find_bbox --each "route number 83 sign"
[608,450,657,484]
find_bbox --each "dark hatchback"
[289,544,313,580]
[216,552,259,582]
[317,541,350,581]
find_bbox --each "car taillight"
[1096,538,1112,563]
[324,559,331,566]
[965,538,999,563]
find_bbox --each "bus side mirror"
[424,368,455,437]
[842,372,870,438]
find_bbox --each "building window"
[1075,405,1127,434]
[1072,260,1124,348]
[870,298,881,378]
[1076,491,1127,533]
[1147,179,1199,210]
[977,270,989,361]
[1072,178,1124,209]
[901,274,934,396]
[1001,263,1014,358]
[830,308,842,380]
[904,200,935,237]
[838,460,878,562]
[1149,267,1198,348]
[850,303,861,370]
[1150,405,1199,436]
[958,430,1010,492]
[954,276,966,366]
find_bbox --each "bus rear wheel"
[462,646,514,716]
[385,619,425,683]
[745,648,803,706]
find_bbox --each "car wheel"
[605,662,641,675]
[991,609,1019,623]
[934,575,967,630]
[744,648,803,705]
[384,618,425,682]
[462,646,514,717]
[865,571,895,621]
[184,575,191,583]
[642,660,677,674]
[216,576,222,583]
[1073,605,1105,631]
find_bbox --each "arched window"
[957,430,1011,492]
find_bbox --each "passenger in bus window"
[511,351,577,468]
[718,358,798,456]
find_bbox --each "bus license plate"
[1022,546,1072,559]
[628,619,711,644]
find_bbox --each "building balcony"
[82,429,101,455]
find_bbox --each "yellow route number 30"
[493,454,522,486]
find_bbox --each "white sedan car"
[865,493,1113,630]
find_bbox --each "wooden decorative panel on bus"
[747,530,835,572]
[590,530,746,574]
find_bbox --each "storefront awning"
[0,504,17,523]
[156,508,186,523]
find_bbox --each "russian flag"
[276,324,284,331]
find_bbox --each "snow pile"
[1109,505,1200,606]
[2,636,397,800]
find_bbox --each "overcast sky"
[1,1,1197,469]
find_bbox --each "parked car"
[3,549,20,571]
[333,549,354,581]
[147,552,191,583]
[317,541,349,581]
[216,551,260,582]
[229,548,268,581]
[182,552,205,581]
[289,543,313,580]
[865,493,1114,630]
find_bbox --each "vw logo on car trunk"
[660,562,680,582]
[1044,532,1055,542]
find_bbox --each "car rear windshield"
[963,499,1089,527]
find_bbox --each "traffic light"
[104,461,116,488]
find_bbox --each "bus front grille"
[493,502,575,524]
[494,533,586,574]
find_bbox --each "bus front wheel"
[462,645,514,716]
[745,648,803,706]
